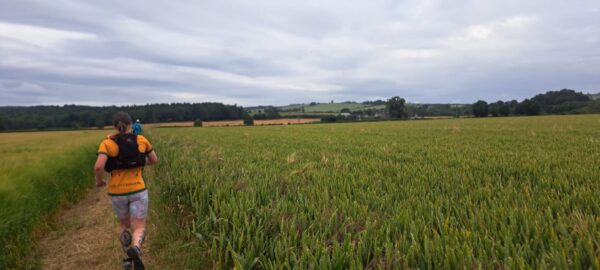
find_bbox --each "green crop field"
[0,130,106,268]
[2,116,599,269]
[278,103,385,113]
[148,115,600,269]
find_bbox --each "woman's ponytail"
[113,112,133,134]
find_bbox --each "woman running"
[94,111,158,270]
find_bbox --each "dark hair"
[113,111,132,134]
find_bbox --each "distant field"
[144,121,194,128]
[203,120,245,127]
[279,103,385,113]
[0,130,105,268]
[0,130,105,188]
[139,119,321,127]
[149,115,600,269]
[254,118,320,125]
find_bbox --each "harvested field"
[102,121,194,129]
[254,118,320,125]
[202,120,245,127]
[144,121,193,128]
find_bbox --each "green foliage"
[148,115,600,269]
[320,114,353,122]
[0,143,97,268]
[0,103,244,131]
[194,119,203,127]
[278,103,385,113]
[532,89,590,113]
[243,115,254,126]
[340,108,351,113]
[406,104,472,117]
[386,96,407,118]
[488,101,510,117]
[320,115,338,122]
[252,107,281,120]
[472,100,489,117]
[95,118,105,129]
[516,99,542,115]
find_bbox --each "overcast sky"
[0,0,598,106]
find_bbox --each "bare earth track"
[38,186,154,269]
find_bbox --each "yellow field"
[0,130,107,189]
[0,129,107,268]
[202,120,245,127]
[254,118,320,125]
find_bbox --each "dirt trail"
[38,186,154,269]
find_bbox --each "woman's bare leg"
[130,218,146,248]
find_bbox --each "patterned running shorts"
[111,190,149,220]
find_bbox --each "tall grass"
[149,115,600,269]
[0,131,104,269]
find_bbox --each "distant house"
[339,112,352,118]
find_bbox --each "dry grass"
[254,118,320,125]
[38,186,122,269]
[202,120,245,127]
[0,130,106,189]
[99,118,319,130]
[104,121,194,129]
[37,185,156,270]
[143,122,194,128]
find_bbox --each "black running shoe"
[120,230,132,253]
[122,258,133,270]
[127,246,145,270]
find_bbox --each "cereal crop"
[148,115,600,269]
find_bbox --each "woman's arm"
[94,154,108,187]
[146,151,158,165]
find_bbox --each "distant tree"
[309,102,317,106]
[529,89,591,114]
[0,102,244,131]
[499,101,510,116]
[489,102,500,117]
[507,100,519,115]
[320,115,337,122]
[243,114,254,125]
[95,119,105,130]
[489,101,508,117]
[340,108,351,113]
[472,100,489,117]
[516,99,542,115]
[194,119,203,127]
[253,107,280,120]
[0,115,4,131]
[532,89,589,106]
[386,96,407,118]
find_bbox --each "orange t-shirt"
[97,134,153,196]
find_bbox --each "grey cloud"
[0,0,598,106]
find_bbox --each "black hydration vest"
[104,134,146,172]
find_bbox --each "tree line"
[472,89,598,117]
[0,103,244,131]
[327,89,599,122]
[1,89,598,131]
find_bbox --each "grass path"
[37,186,156,269]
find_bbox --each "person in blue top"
[132,119,143,135]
